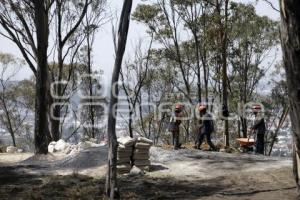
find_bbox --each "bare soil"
[0,147,298,200]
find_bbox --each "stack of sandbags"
[132,137,153,171]
[117,137,136,174]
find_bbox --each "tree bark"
[216,0,230,147]
[33,0,50,154]
[105,0,132,199]
[280,0,300,193]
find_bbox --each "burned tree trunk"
[105,0,133,199]
[33,0,50,154]
[280,0,300,193]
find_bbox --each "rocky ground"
[0,146,298,199]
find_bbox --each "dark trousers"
[256,134,265,154]
[197,132,216,150]
[172,130,180,148]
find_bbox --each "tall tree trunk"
[34,0,49,154]
[51,105,61,141]
[280,0,300,193]
[217,0,230,147]
[193,31,202,103]
[87,27,96,138]
[105,0,132,199]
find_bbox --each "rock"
[6,146,18,153]
[54,139,67,151]
[219,148,226,153]
[78,141,91,151]
[129,166,144,176]
[17,149,24,153]
[89,138,98,143]
[63,145,72,154]
[69,148,79,155]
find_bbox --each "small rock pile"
[116,136,153,174]
[48,138,103,155]
[133,137,153,171]
[6,146,23,153]
[117,137,135,174]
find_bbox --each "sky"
[0,0,280,83]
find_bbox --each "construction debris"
[116,136,153,174]
[117,137,135,174]
[132,137,152,172]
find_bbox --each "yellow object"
[237,138,255,146]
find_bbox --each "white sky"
[0,0,280,83]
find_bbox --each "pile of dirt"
[54,146,107,170]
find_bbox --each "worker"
[251,104,266,155]
[196,104,217,151]
[168,104,184,150]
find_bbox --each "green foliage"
[132,4,161,24]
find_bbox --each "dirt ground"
[0,148,298,200]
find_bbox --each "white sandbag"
[117,157,131,164]
[134,148,150,154]
[117,164,131,169]
[48,145,55,153]
[6,146,17,153]
[133,153,150,160]
[134,159,151,166]
[117,164,131,174]
[17,149,24,153]
[118,145,133,152]
[137,137,153,145]
[54,139,68,151]
[117,151,132,158]
[117,137,136,147]
[135,142,151,149]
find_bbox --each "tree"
[228,3,279,138]
[133,1,194,103]
[213,0,230,148]
[50,0,90,141]
[0,0,42,76]
[279,0,300,194]
[0,53,31,147]
[33,0,50,154]
[120,37,153,138]
[173,0,212,103]
[79,0,107,138]
[105,0,132,198]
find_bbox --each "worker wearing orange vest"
[168,104,184,150]
[196,104,217,151]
